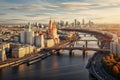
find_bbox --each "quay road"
[87,52,115,80]
[0,53,51,68]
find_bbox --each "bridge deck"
[44,47,110,52]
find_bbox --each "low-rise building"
[0,49,7,61]
[0,43,10,54]
[12,45,35,58]
[45,39,55,47]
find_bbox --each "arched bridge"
[59,28,113,39]
[43,47,110,52]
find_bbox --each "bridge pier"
[97,40,101,46]
[90,34,93,37]
[84,34,86,37]
[85,40,88,48]
[54,49,63,55]
[100,41,105,49]
[82,45,87,58]
[73,41,77,47]
[69,49,74,56]
[51,50,56,55]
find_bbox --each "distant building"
[20,31,25,44]
[74,19,77,27]
[110,41,120,54]
[14,36,19,43]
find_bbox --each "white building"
[20,31,25,44]
[34,34,45,48]
[110,42,120,54]
[26,31,34,45]
[20,23,34,45]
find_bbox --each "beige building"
[45,39,55,47]
[0,49,7,61]
[0,43,10,53]
[12,45,35,58]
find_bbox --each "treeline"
[102,53,120,79]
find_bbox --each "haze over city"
[0,0,120,24]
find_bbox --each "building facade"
[20,23,34,45]
[0,49,7,61]
[12,45,35,58]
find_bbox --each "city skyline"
[0,0,120,24]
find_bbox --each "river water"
[0,34,99,80]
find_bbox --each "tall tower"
[46,19,60,45]
[28,22,31,31]
[46,18,53,39]
[49,18,52,29]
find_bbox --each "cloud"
[6,1,120,11]
[9,4,46,11]
[0,13,7,15]
[43,2,120,11]
[85,0,120,3]
[58,2,119,10]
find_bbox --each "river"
[0,34,99,80]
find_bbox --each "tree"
[113,65,119,74]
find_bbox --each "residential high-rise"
[34,32,44,48]
[20,31,25,44]
[20,23,34,45]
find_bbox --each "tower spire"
[49,17,52,29]
[28,22,31,31]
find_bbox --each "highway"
[89,53,115,80]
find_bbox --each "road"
[89,53,115,80]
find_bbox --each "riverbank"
[0,52,52,69]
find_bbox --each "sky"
[0,0,120,24]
